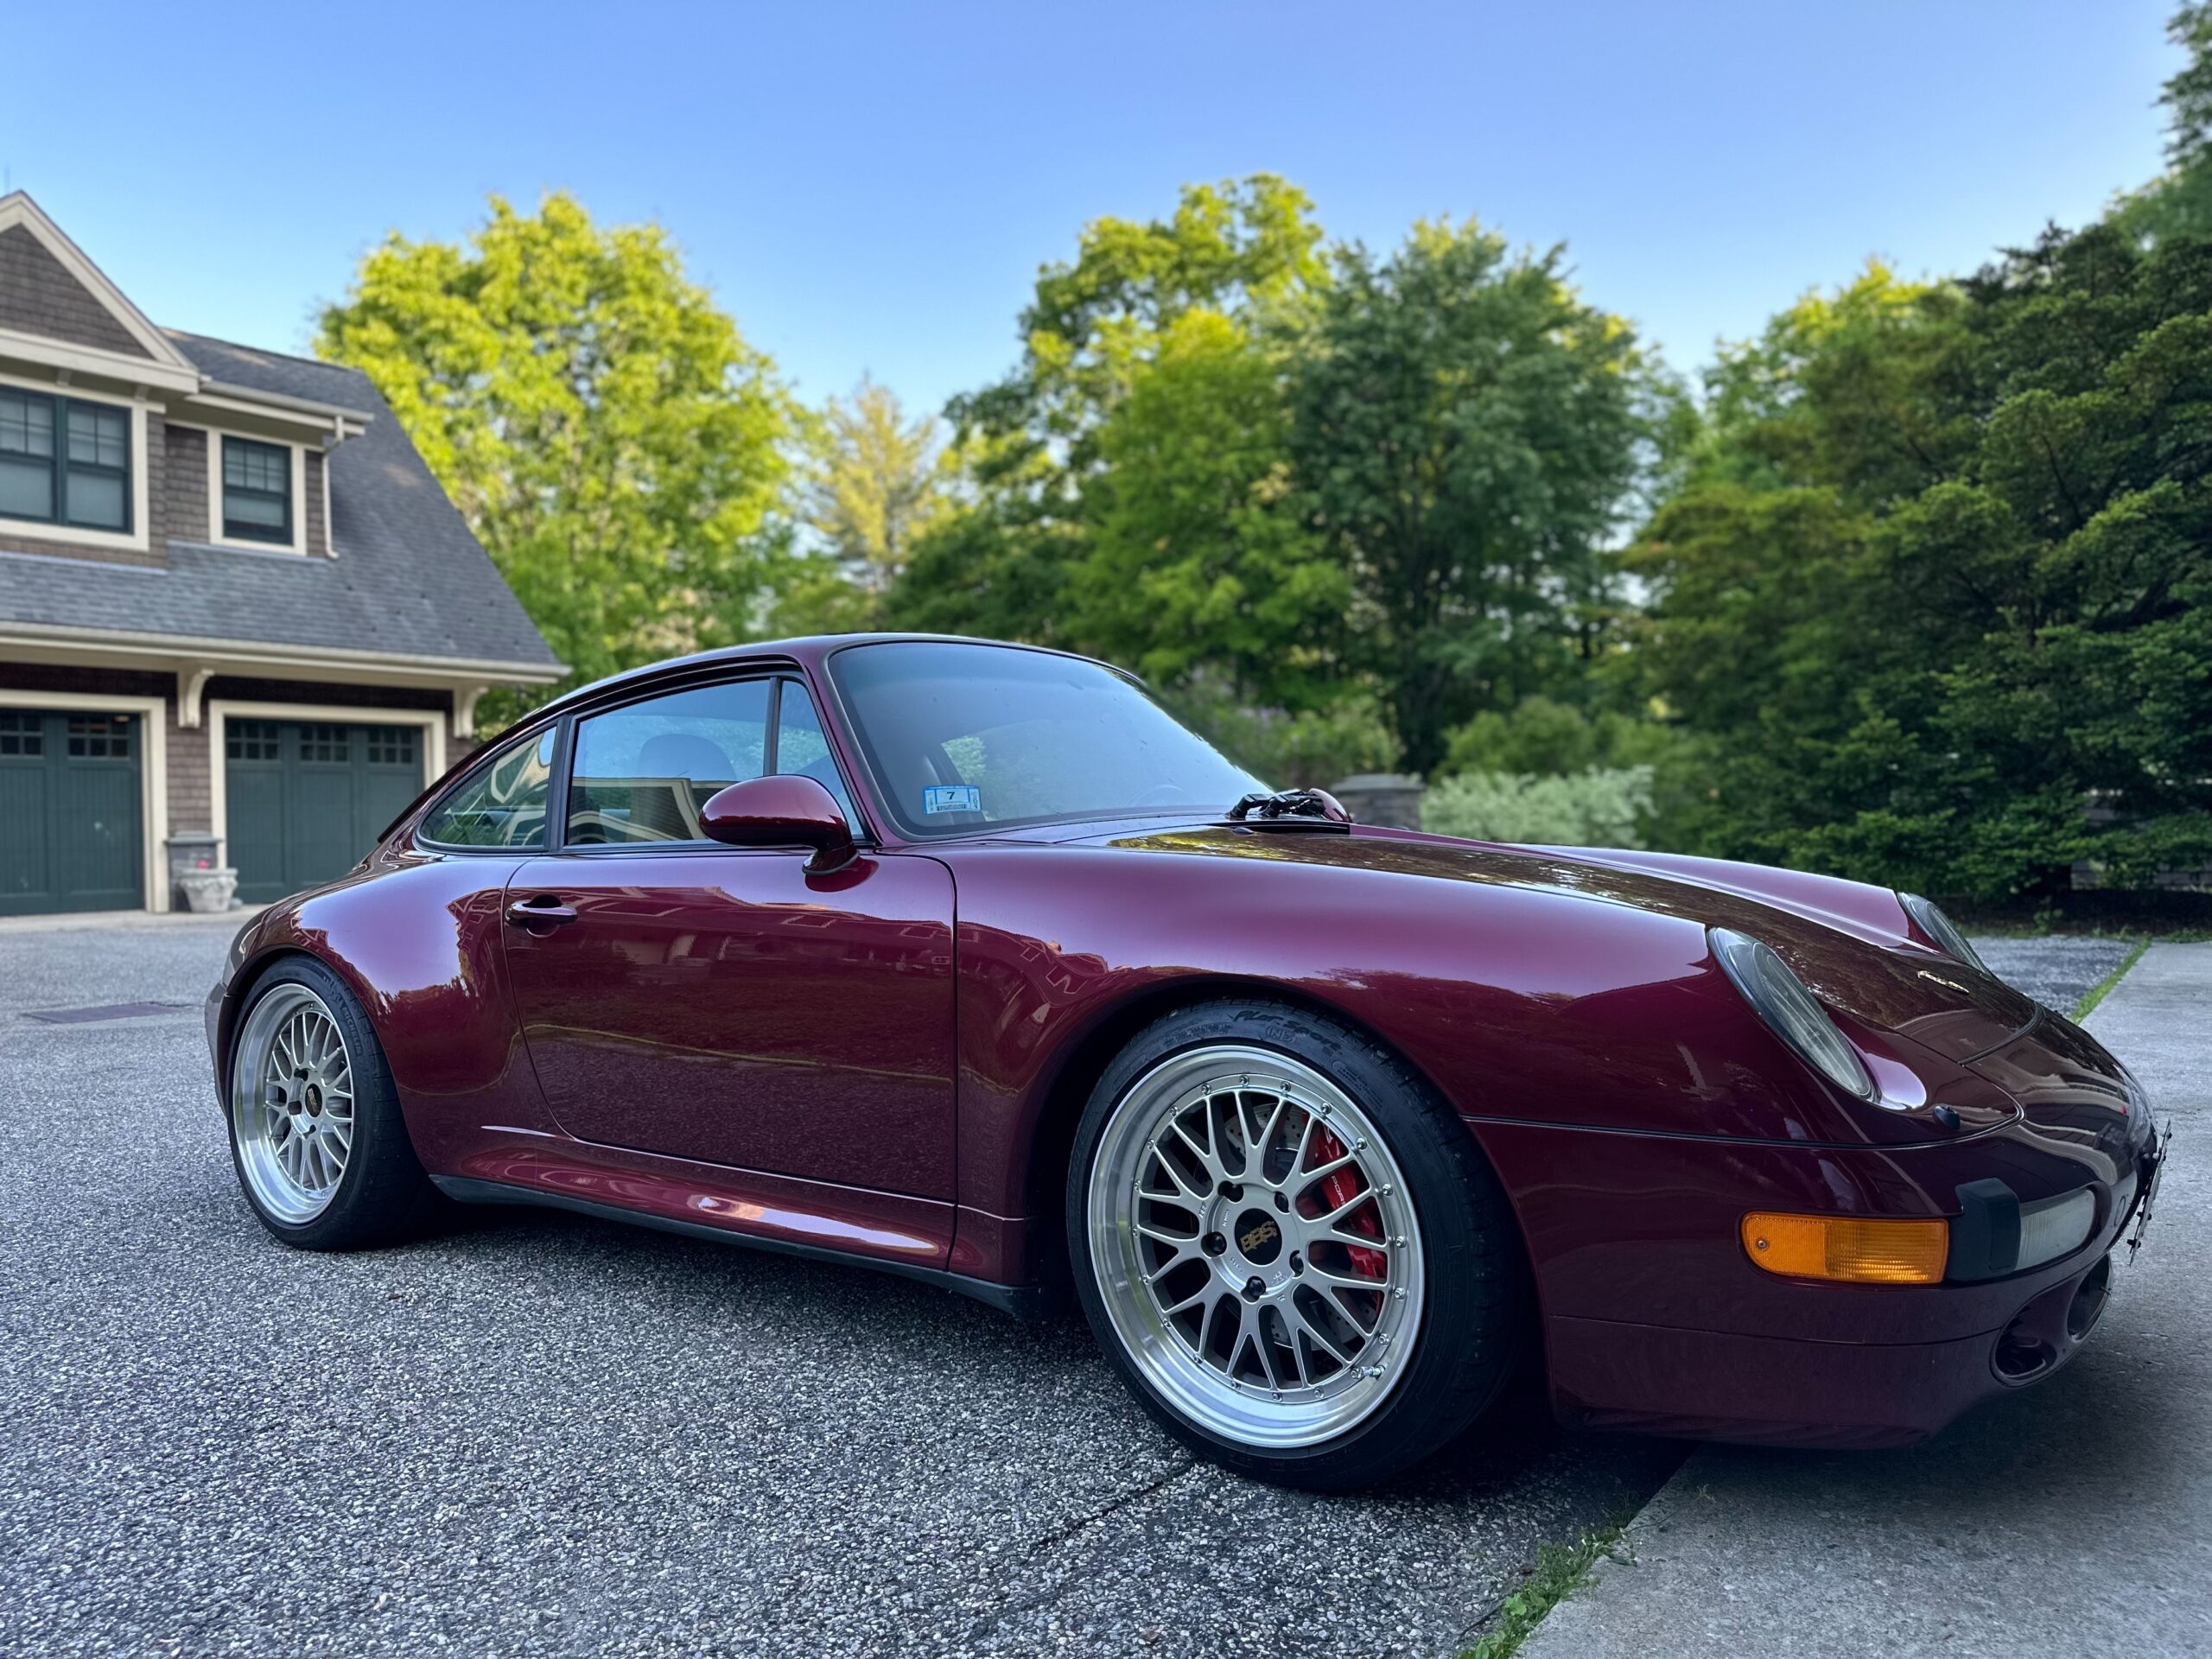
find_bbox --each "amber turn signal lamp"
[1740,1211,1948,1285]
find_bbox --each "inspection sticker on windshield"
[923,785,982,815]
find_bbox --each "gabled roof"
[0,193,198,379]
[0,332,563,677]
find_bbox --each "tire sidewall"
[1066,1000,1521,1489]
[225,956,424,1250]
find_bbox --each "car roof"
[533,633,1128,722]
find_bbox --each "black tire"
[1066,999,1526,1490]
[224,956,443,1250]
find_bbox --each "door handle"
[505,896,578,927]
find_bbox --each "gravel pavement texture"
[1520,940,2210,1659]
[1966,934,2138,1016]
[0,914,1678,1659]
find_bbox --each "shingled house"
[0,193,561,914]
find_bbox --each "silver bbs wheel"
[231,982,356,1225]
[1087,1044,1426,1449]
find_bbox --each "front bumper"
[1474,1086,2161,1448]
[1546,1243,2128,1448]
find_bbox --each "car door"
[499,671,957,1201]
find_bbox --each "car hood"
[1058,821,2043,1065]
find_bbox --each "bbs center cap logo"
[1236,1211,1282,1264]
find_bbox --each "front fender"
[936,841,1991,1231]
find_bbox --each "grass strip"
[1464,1517,1630,1659]
[2073,938,2151,1023]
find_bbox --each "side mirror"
[700,774,857,874]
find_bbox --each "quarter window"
[221,435,293,545]
[421,728,556,849]
[568,680,771,844]
[0,388,132,533]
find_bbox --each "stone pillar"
[1332,773,1427,830]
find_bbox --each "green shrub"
[1421,766,1656,847]
[1439,696,1681,780]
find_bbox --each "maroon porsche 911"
[207,634,2166,1487]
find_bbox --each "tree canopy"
[1630,229,2212,901]
[316,192,798,720]
[779,378,951,632]
[891,175,1329,662]
[1291,222,1666,772]
[892,190,1664,778]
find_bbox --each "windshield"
[829,640,1262,838]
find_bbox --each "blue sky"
[2,2,2181,416]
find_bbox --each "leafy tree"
[1631,226,2212,902]
[1289,221,1668,774]
[1075,310,1344,708]
[785,378,950,631]
[1161,669,1399,790]
[972,173,1326,465]
[316,192,797,721]
[2114,4,2212,241]
[887,430,1088,642]
[889,176,1327,653]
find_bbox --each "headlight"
[1897,892,1989,976]
[1709,926,1878,1101]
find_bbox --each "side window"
[568,679,770,845]
[421,728,555,848]
[774,682,859,827]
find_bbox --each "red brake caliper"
[1306,1123,1387,1280]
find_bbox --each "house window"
[0,388,132,533]
[221,435,293,545]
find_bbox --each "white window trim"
[207,699,446,868]
[200,429,308,556]
[0,368,152,555]
[0,688,170,913]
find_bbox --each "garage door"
[225,720,425,905]
[0,709,144,916]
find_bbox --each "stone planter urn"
[177,867,239,914]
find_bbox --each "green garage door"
[0,709,144,916]
[225,720,425,905]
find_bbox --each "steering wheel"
[1134,784,1192,808]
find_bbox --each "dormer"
[0,191,369,564]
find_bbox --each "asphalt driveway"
[0,913,1678,1659]
[0,918,2137,1658]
